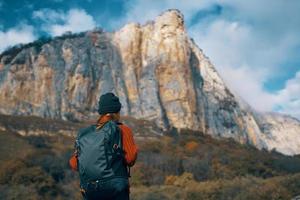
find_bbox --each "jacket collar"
[96,115,112,129]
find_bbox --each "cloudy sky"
[0,0,299,119]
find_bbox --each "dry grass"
[0,114,300,199]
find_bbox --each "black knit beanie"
[98,92,122,115]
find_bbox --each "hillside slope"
[0,114,300,199]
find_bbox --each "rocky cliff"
[256,113,300,155]
[0,10,299,155]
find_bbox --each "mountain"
[0,9,299,155]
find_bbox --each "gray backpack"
[75,120,129,184]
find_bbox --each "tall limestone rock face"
[0,10,299,155]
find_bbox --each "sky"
[0,0,299,119]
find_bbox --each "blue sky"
[0,0,299,119]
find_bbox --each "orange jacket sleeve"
[119,124,138,167]
[69,153,78,171]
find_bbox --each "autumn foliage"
[0,115,300,199]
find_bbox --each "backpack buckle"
[113,144,119,149]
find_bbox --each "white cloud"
[188,5,300,76]
[218,65,277,112]
[33,9,65,23]
[275,71,300,119]
[0,24,35,53]
[33,8,96,36]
